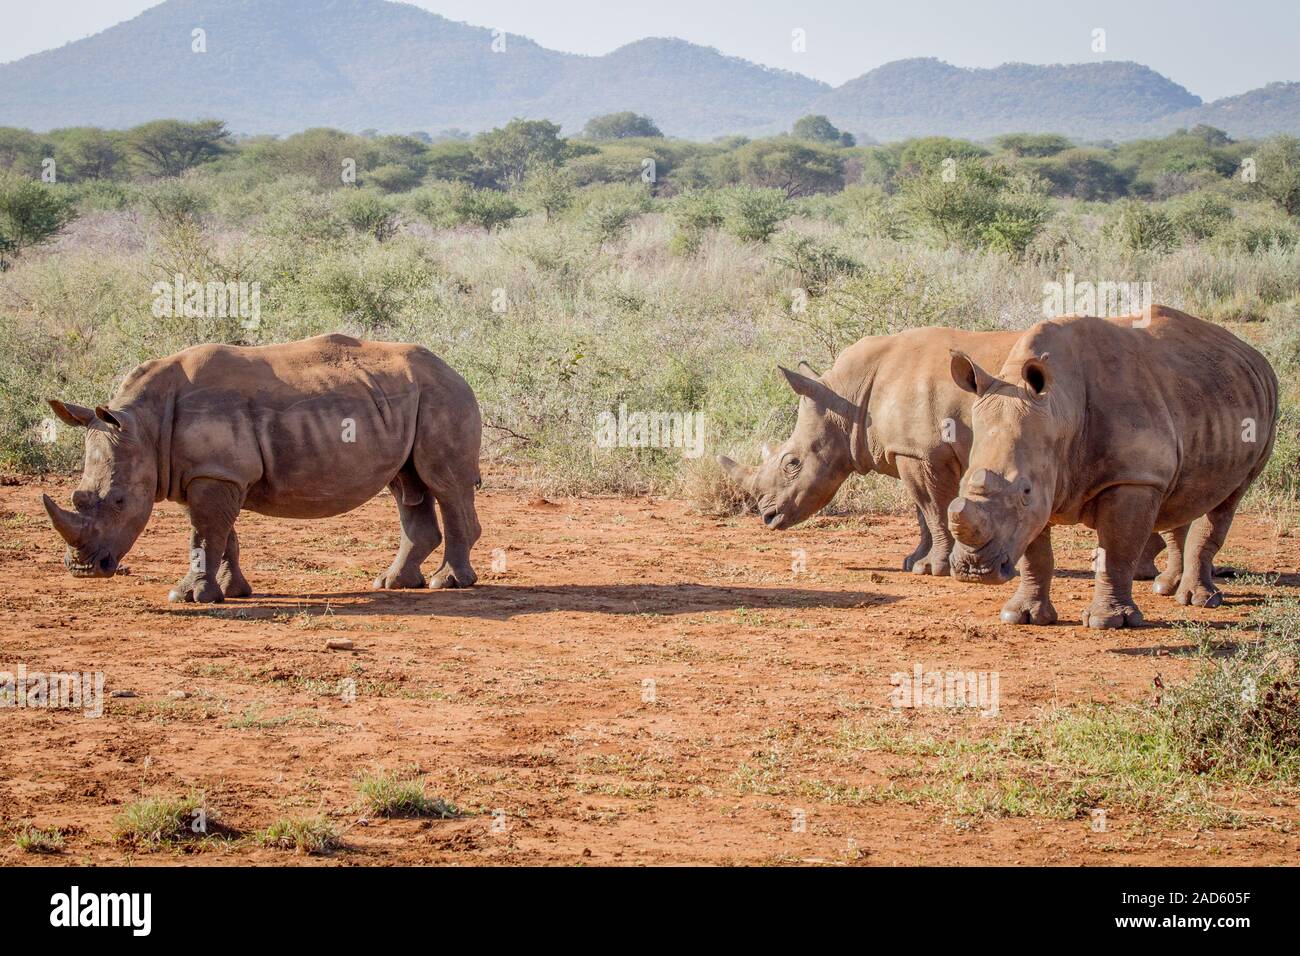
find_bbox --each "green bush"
[668,189,725,253]
[336,188,398,241]
[520,164,575,221]
[770,233,861,295]
[1106,200,1178,251]
[447,184,523,230]
[0,175,77,265]
[1168,191,1234,241]
[722,185,790,243]
[900,162,1046,255]
[365,162,423,193]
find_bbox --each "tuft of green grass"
[111,793,207,849]
[356,768,457,818]
[257,816,342,855]
[14,825,65,854]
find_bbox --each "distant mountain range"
[1,0,1297,142]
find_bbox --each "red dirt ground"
[2,472,1298,866]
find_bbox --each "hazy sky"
[3,0,1297,101]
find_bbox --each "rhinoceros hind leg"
[1133,531,1166,580]
[1151,525,1188,596]
[902,506,932,572]
[1177,487,1247,609]
[1000,527,1057,625]
[374,480,441,590]
[168,478,242,604]
[898,457,956,577]
[428,486,481,590]
[217,528,253,598]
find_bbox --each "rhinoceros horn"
[716,455,755,492]
[947,497,992,549]
[42,494,85,546]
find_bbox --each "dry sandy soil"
[2,471,1298,866]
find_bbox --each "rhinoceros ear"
[778,365,819,399]
[1020,353,1052,397]
[949,351,996,397]
[94,405,128,431]
[48,399,97,428]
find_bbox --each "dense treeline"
[3,113,1299,269]
[2,114,1296,201]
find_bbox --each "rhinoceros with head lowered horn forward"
[717,326,1028,575]
[43,333,483,602]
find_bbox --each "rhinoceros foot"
[999,596,1058,626]
[1083,599,1144,629]
[1151,569,1182,596]
[222,578,253,599]
[1176,584,1223,608]
[429,564,476,589]
[910,553,952,577]
[373,567,427,590]
[168,578,226,604]
[218,567,253,598]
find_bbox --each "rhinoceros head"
[41,399,156,578]
[945,349,1060,584]
[717,363,859,530]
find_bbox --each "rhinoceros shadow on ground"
[1110,630,1262,659]
[194,583,899,621]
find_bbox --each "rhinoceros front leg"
[168,478,242,604]
[1084,486,1159,629]
[1095,530,1165,580]
[217,528,253,598]
[1000,527,1057,625]
[428,486,481,589]
[897,457,957,576]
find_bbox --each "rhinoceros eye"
[783,457,801,476]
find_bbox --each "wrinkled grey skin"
[718,327,1026,575]
[947,307,1277,628]
[43,334,483,602]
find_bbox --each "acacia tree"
[736,138,845,198]
[791,114,855,147]
[472,119,569,189]
[127,119,230,178]
[582,112,663,141]
[53,127,127,180]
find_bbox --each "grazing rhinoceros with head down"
[946,306,1277,628]
[42,334,482,602]
[719,327,1031,574]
